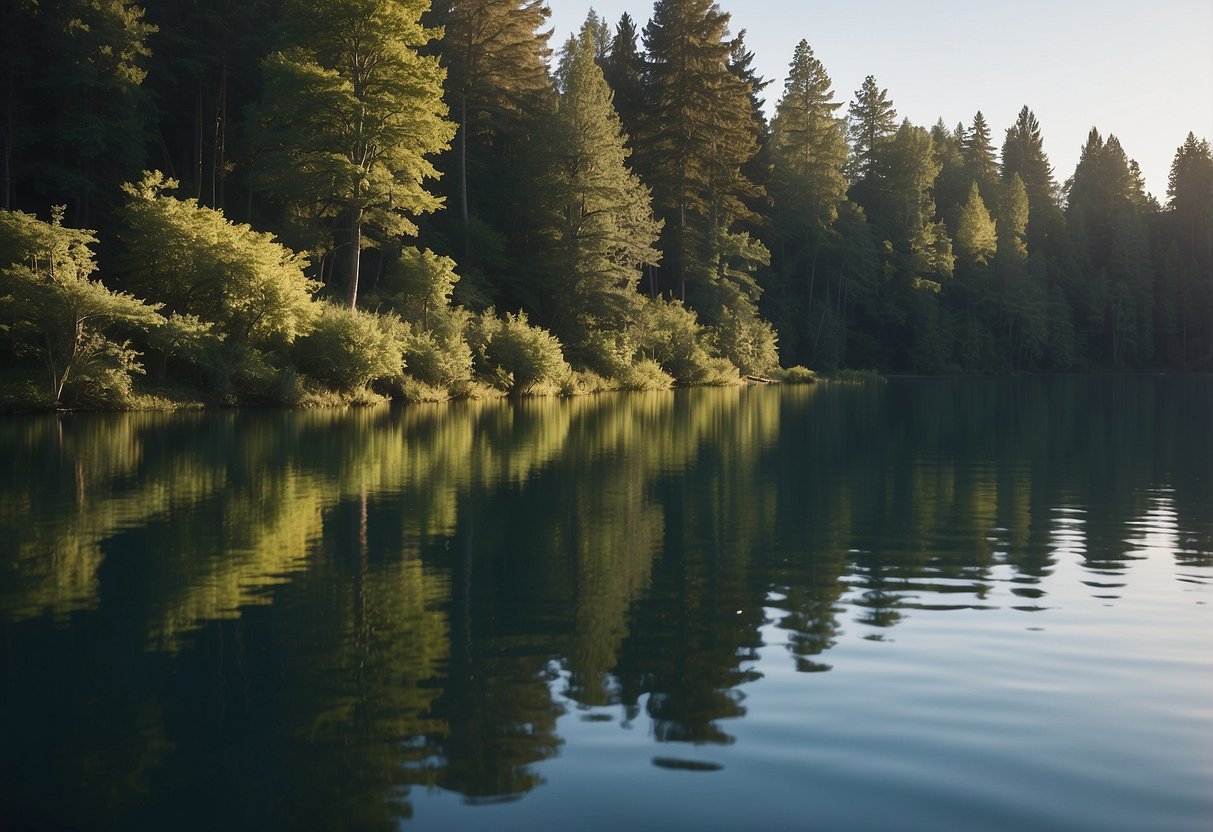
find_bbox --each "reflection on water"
[1,377,1211,830]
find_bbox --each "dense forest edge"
[0,0,1209,412]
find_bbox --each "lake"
[2,376,1211,831]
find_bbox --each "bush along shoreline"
[0,198,814,415]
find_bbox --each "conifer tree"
[846,75,897,183]
[540,24,661,372]
[1159,133,1213,365]
[962,111,998,197]
[253,0,454,309]
[766,39,849,362]
[996,173,1029,262]
[425,0,553,255]
[954,182,997,267]
[769,40,848,235]
[637,0,763,302]
[601,13,646,149]
[1001,106,1061,249]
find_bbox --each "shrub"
[638,298,738,385]
[294,303,405,393]
[485,311,569,394]
[773,365,818,384]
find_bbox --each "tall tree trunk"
[459,94,469,263]
[347,210,362,309]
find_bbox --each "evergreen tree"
[637,0,763,304]
[424,0,553,275]
[962,111,998,198]
[540,24,661,373]
[1066,128,1154,364]
[931,119,970,231]
[954,182,998,267]
[769,40,848,235]
[601,13,646,149]
[996,173,1030,262]
[846,75,897,184]
[1001,106,1061,250]
[766,39,849,363]
[1162,133,1213,367]
[140,0,277,215]
[253,0,455,309]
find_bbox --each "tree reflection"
[1,375,1210,826]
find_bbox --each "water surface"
[2,376,1211,830]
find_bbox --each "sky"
[546,0,1213,200]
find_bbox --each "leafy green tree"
[540,24,661,374]
[955,182,998,267]
[294,303,405,392]
[0,207,163,406]
[119,171,319,348]
[254,0,454,308]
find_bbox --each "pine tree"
[601,13,646,149]
[1001,106,1061,250]
[769,40,848,234]
[766,39,849,364]
[637,0,763,302]
[425,0,552,252]
[954,182,997,267]
[540,23,661,372]
[1159,133,1213,365]
[253,0,455,309]
[846,75,897,183]
[962,111,998,198]
[996,173,1029,262]
[1066,129,1154,364]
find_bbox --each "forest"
[1,0,1210,410]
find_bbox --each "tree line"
[1,0,1210,410]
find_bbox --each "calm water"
[1,377,1211,831]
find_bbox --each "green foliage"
[294,303,405,392]
[120,172,319,348]
[0,208,164,407]
[846,75,896,183]
[400,316,474,389]
[254,0,455,307]
[770,41,849,237]
[638,298,738,385]
[484,311,569,394]
[540,24,661,366]
[637,0,763,300]
[2,0,155,220]
[773,365,818,384]
[955,182,998,267]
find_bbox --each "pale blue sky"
[546,0,1213,200]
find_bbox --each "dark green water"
[2,377,1211,831]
